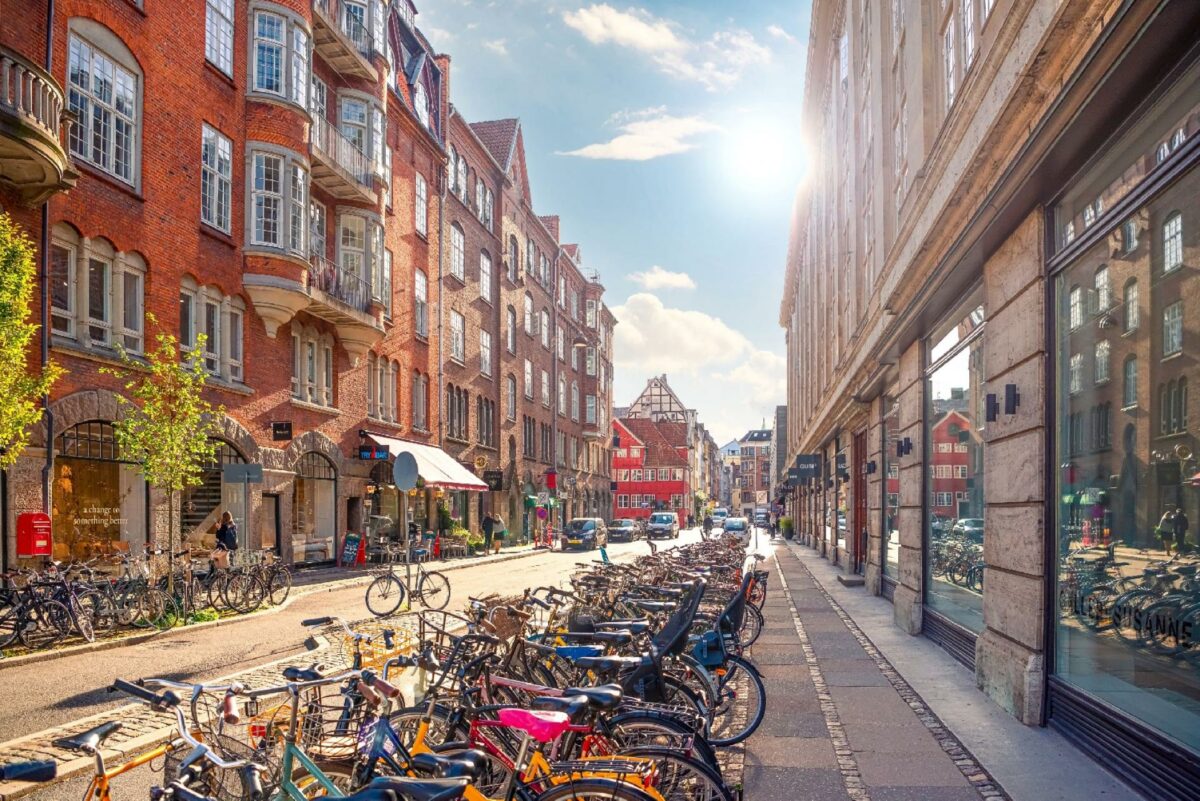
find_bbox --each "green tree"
[103,319,223,589]
[0,212,63,470]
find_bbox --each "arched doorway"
[52,421,148,560]
[181,439,246,548]
[368,460,401,540]
[295,452,337,563]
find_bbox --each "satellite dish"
[393,452,419,490]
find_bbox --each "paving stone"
[755,633,803,644]
[869,787,986,801]
[856,753,975,787]
[746,735,838,768]
[743,766,850,801]
[757,711,830,738]
[828,687,920,723]
[842,725,946,755]
[823,669,892,687]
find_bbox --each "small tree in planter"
[103,319,223,592]
[0,213,63,470]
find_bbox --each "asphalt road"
[2,529,704,801]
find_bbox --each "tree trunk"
[167,489,175,595]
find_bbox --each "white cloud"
[558,111,718,160]
[423,26,456,47]
[627,265,696,290]
[562,4,770,91]
[610,293,785,441]
[766,24,796,44]
[483,38,509,56]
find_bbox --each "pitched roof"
[469,119,519,169]
[619,418,688,468]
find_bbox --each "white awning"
[365,434,489,491]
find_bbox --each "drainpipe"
[40,0,56,516]
[436,177,446,447]
[550,245,563,529]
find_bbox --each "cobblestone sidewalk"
[744,546,1008,801]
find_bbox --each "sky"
[418,1,813,443]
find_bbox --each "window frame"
[205,0,235,75]
[201,124,233,234]
[66,27,141,187]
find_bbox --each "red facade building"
[610,418,689,522]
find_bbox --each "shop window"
[52,421,148,561]
[294,452,336,562]
[925,302,986,635]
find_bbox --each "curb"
[0,547,546,672]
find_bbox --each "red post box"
[16,512,53,558]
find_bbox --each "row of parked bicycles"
[1059,544,1200,659]
[929,531,985,593]
[3,535,766,800]
[0,548,292,651]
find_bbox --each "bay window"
[586,394,597,424]
[248,145,308,256]
[250,6,309,108]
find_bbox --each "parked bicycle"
[366,543,452,616]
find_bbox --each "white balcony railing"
[309,254,371,313]
[311,115,373,188]
[313,0,377,59]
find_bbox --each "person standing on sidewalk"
[1157,508,1176,554]
[482,513,495,554]
[493,515,506,554]
[1173,506,1190,554]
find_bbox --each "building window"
[1069,285,1082,329]
[1094,341,1110,384]
[541,370,550,407]
[1094,266,1110,312]
[205,0,235,74]
[586,394,597,424]
[251,8,307,107]
[480,330,492,377]
[507,236,519,282]
[586,347,597,376]
[480,251,493,302]
[50,226,145,354]
[943,14,957,105]
[1122,357,1137,408]
[290,323,334,406]
[540,310,550,349]
[506,376,517,420]
[523,359,533,398]
[523,294,534,334]
[1069,353,1082,394]
[557,377,566,415]
[449,310,465,363]
[1163,301,1183,357]
[571,382,579,421]
[556,328,564,361]
[67,31,140,185]
[449,225,465,281]
[200,126,232,233]
[412,371,428,430]
[248,147,307,254]
[415,174,428,236]
[1124,279,1139,332]
[506,307,516,352]
[1163,212,1183,273]
[586,299,597,328]
[962,0,976,64]
[414,269,428,337]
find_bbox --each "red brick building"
[0,0,612,566]
[611,418,689,522]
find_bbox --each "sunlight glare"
[723,118,810,193]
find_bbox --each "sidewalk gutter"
[0,546,547,672]
[781,540,1143,801]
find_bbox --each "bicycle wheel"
[141,588,182,629]
[606,711,720,775]
[386,704,463,748]
[617,746,733,801]
[18,599,72,649]
[76,590,114,637]
[739,604,764,646]
[366,575,407,617]
[268,567,293,606]
[223,573,267,614]
[67,595,95,642]
[207,574,231,612]
[532,777,659,801]
[415,571,451,610]
[0,598,20,649]
[707,655,766,747]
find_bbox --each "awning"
[365,434,489,491]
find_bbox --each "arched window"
[1163,212,1183,273]
[506,375,517,420]
[67,19,143,186]
[1123,279,1139,332]
[295,451,336,563]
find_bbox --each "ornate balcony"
[312,0,378,81]
[310,115,377,203]
[242,254,382,363]
[0,45,77,205]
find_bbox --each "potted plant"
[781,516,795,540]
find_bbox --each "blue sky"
[418,1,813,443]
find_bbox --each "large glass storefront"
[1052,59,1200,756]
[52,421,147,560]
[925,303,987,634]
[294,452,337,562]
[181,440,247,550]
[883,395,900,581]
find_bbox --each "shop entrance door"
[853,431,868,574]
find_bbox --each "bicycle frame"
[82,739,176,801]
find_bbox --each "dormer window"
[414,81,430,128]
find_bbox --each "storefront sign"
[16,512,52,558]
[223,463,264,483]
[359,444,391,460]
[340,531,364,566]
[793,455,821,478]
[271,421,293,441]
[483,470,505,491]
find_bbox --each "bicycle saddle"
[497,708,571,743]
[409,750,486,781]
[57,721,122,753]
[556,630,633,646]
[594,619,651,636]
[357,777,469,801]
[283,664,326,682]
[571,655,644,675]
[560,684,622,710]
[530,694,591,723]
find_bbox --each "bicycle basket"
[335,613,421,671]
[163,732,283,801]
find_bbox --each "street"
[0,532,700,801]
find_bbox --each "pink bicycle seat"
[497,708,571,743]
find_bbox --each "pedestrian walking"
[482,512,495,554]
[1157,509,1176,554]
[493,515,506,554]
[702,513,713,541]
[212,511,238,569]
[1173,506,1190,554]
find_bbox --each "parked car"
[952,518,984,543]
[608,518,640,542]
[712,508,729,528]
[723,517,749,538]
[646,512,680,539]
[754,512,770,528]
[564,518,608,550]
